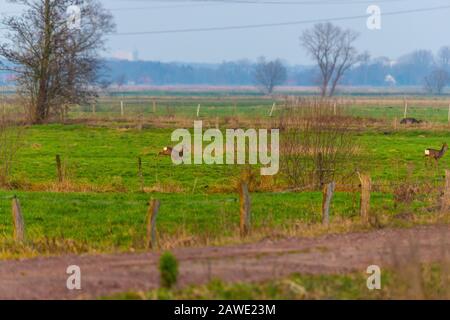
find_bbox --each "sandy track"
[0,225,448,300]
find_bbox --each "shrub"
[159,251,179,289]
[393,183,419,204]
[279,99,361,189]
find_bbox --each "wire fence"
[3,91,450,123]
[1,167,448,252]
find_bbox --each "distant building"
[385,74,397,86]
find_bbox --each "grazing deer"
[425,143,448,167]
[158,146,184,159]
[400,117,422,125]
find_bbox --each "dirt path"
[0,225,448,300]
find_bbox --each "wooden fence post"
[358,173,371,224]
[197,104,201,118]
[120,101,124,117]
[441,170,450,212]
[146,199,160,249]
[269,102,276,117]
[447,104,450,124]
[138,157,144,192]
[322,182,335,226]
[12,196,25,242]
[239,182,251,237]
[92,103,96,114]
[56,154,63,183]
[403,97,408,119]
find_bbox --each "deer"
[400,117,422,125]
[425,143,448,167]
[158,146,184,159]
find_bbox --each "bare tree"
[0,0,115,123]
[438,46,450,69]
[397,50,435,85]
[424,68,449,95]
[407,50,435,68]
[279,98,360,189]
[254,57,287,94]
[300,23,360,97]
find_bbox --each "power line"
[189,0,411,4]
[0,5,211,16]
[0,0,413,15]
[107,2,223,11]
[105,0,386,12]
[112,0,409,4]
[2,2,448,35]
[112,4,450,36]
[0,0,220,15]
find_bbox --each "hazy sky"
[1,0,450,64]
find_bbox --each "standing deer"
[425,143,448,167]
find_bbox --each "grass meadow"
[1,95,450,259]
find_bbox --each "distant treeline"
[1,49,448,88]
[100,50,448,88]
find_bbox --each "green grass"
[0,123,447,258]
[65,94,450,123]
[12,124,240,191]
[75,103,450,122]
[0,190,398,256]
[110,273,384,300]
[9,124,450,191]
[346,104,450,123]
[1,186,444,259]
[8,93,450,121]
[105,263,449,300]
[0,120,449,258]
[73,101,275,119]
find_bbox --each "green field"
[9,124,450,189]
[17,93,442,123]
[0,190,401,257]
[73,103,450,122]
[0,120,449,258]
[1,94,450,260]
[346,104,450,123]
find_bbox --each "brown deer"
[158,146,184,159]
[425,143,448,167]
